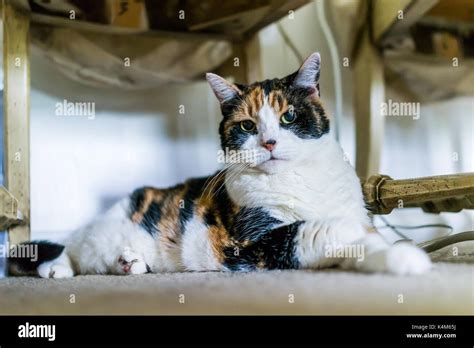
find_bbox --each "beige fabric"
[384,50,474,102]
[0,243,473,315]
[30,27,232,89]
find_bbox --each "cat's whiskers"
[200,162,233,201]
[212,164,242,197]
[202,161,244,201]
[218,162,249,195]
[205,167,231,199]
[206,162,248,202]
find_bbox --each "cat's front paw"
[385,243,432,275]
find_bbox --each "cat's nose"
[262,139,277,152]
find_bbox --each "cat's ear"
[206,73,242,104]
[293,52,321,97]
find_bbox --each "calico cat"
[9,52,431,278]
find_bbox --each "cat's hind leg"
[8,241,73,278]
[116,247,150,275]
[37,251,74,279]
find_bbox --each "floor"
[0,242,473,315]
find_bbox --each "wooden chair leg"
[0,232,6,277]
[353,29,385,179]
[3,3,31,249]
[216,34,263,85]
[240,34,263,84]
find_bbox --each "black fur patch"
[8,240,65,274]
[203,209,218,226]
[222,124,254,150]
[212,184,235,231]
[129,186,146,212]
[223,221,301,271]
[141,201,163,235]
[231,207,281,241]
[283,87,329,139]
[261,79,279,95]
[130,187,164,236]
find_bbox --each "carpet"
[0,242,473,315]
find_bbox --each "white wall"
[259,2,472,242]
[31,54,222,237]
[27,1,472,242]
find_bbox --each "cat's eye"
[240,120,256,132]
[281,111,296,124]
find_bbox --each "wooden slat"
[3,2,30,245]
[0,186,22,230]
[187,0,271,32]
[426,0,474,22]
[0,231,6,278]
[190,5,272,35]
[242,34,263,84]
[372,0,438,45]
[216,34,262,84]
[9,0,310,42]
[363,173,474,214]
[30,12,236,41]
[353,29,385,179]
[244,0,310,39]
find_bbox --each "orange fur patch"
[155,185,188,251]
[268,90,289,116]
[224,88,290,135]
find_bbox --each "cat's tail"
[7,240,69,277]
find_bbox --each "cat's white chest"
[227,166,362,224]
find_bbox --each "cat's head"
[207,52,329,174]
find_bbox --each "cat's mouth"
[254,155,288,173]
[269,155,283,161]
[261,154,287,165]
[250,150,288,169]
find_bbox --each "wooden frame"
[353,27,385,179]
[363,173,474,214]
[216,34,262,85]
[2,2,30,248]
[372,0,438,45]
[353,0,440,179]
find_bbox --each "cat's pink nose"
[263,139,276,152]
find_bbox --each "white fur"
[293,52,320,90]
[39,198,161,277]
[294,220,423,273]
[293,218,367,269]
[258,97,280,143]
[228,133,369,224]
[341,234,432,275]
[384,242,432,274]
[65,199,158,275]
[206,73,240,103]
[38,252,74,279]
[181,217,224,271]
[37,198,225,277]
